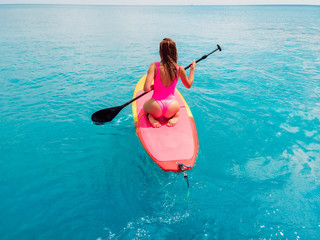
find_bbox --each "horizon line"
[1,3,319,6]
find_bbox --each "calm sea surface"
[1,4,320,240]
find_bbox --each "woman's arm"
[179,60,196,89]
[143,63,156,92]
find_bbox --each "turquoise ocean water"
[1,4,320,240]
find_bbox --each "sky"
[0,0,319,5]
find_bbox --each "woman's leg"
[164,100,180,127]
[143,98,162,128]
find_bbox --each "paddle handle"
[184,44,221,70]
[127,45,222,105]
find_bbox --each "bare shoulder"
[179,64,186,74]
[149,62,156,69]
[148,62,156,72]
[147,62,157,76]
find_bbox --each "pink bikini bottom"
[154,96,176,117]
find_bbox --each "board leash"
[177,163,191,188]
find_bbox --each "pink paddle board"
[132,75,199,172]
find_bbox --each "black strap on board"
[178,164,189,188]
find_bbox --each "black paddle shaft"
[184,44,222,70]
[91,44,222,123]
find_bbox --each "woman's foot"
[166,112,179,127]
[147,114,161,128]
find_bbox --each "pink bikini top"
[152,62,179,101]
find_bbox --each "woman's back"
[152,62,179,101]
[158,62,179,87]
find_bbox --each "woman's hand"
[190,60,196,71]
[144,84,154,92]
[146,84,154,92]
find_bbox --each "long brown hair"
[159,38,178,81]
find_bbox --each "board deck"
[132,75,198,172]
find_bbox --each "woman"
[143,38,196,128]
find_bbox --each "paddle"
[91,44,222,124]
